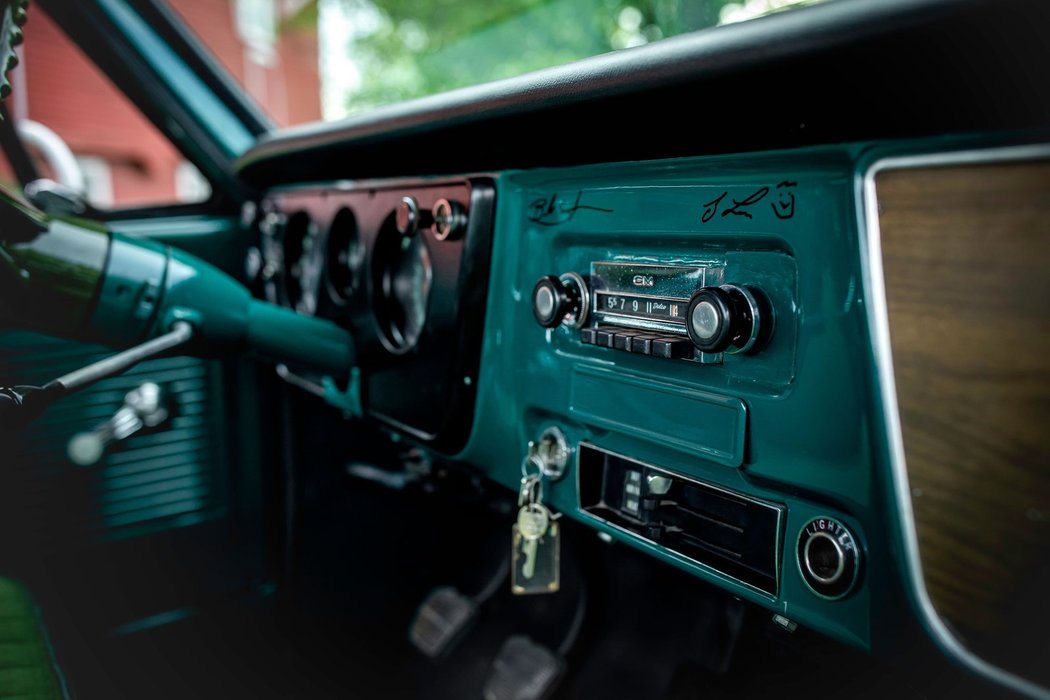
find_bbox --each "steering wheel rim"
[0,1,27,102]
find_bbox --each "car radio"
[532,261,773,362]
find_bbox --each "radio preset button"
[580,328,692,360]
[651,337,693,359]
[613,331,639,351]
[629,335,659,354]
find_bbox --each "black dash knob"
[532,273,589,329]
[432,198,467,241]
[686,287,734,352]
[532,276,577,328]
[395,196,433,236]
[686,285,767,354]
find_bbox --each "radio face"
[591,261,725,335]
[537,250,798,386]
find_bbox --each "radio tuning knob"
[685,284,769,354]
[532,273,589,329]
[395,196,433,236]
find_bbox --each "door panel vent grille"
[0,332,228,542]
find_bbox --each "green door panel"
[0,331,232,542]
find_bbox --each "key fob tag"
[512,521,560,595]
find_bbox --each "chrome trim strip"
[861,142,1050,700]
[591,261,711,270]
[591,313,687,336]
[575,442,784,599]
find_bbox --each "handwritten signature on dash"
[701,181,798,223]
[527,191,614,227]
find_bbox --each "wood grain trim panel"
[876,158,1050,684]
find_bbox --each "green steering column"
[0,192,354,377]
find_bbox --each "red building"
[6,0,320,207]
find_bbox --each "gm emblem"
[632,275,655,287]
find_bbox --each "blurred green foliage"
[335,0,729,114]
[320,0,824,115]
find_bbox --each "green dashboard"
[465,147,871,644]
[3,0,1049,698]
[231,104,1050,694]
[247,132,1047,678]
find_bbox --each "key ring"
[521,453,545,480]
[519,474,543,507]
[519,455,544,507]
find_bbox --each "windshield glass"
[171,0,828,126]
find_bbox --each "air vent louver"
[578,443,783,596]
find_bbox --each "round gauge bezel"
[371,221,433,355]
[281,211,322,316]
[325,206,365,306]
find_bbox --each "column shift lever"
[66,382,171,466]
